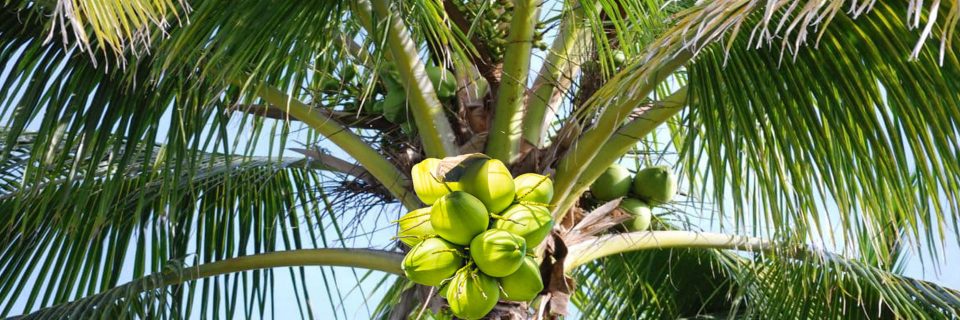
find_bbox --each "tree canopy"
[1,0,960,319]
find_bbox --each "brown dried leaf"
[564,199,634,245]
[433,153,489,182]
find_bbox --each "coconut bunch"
[590,164,678,231]
[369,65,462,135]
[396,157,555,319]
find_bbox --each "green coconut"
[631,165,678,205]
[470,75,489,99]
[411,158,459,205]
[446,267,500,320]
[396,207,435,246]
[459,159,516,213]
[494,204,553,248]
[401,238,463,286]
[500,256,543,302]
[513,173,554,204]
[400,120,417,137]
[430,191,490,245]
[320,78,341,92]
[400,121,416,135]
[620,198,652,232]
[469,229,526,277]
[342,66,356,83]
[591,164,633,201]
[369,100,384,114]
[426,66,457,98]
[612,50,626,67]
[382,89,407,123]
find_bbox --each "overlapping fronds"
[3,0,960,318]
[0,131,397,318]
[573,248,738,319]
[569,1,960,317]
[680,0,960,261]
[572,216,960,319]
[575,245,960,319]
[36,0,187,65]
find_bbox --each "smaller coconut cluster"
[590,164,678,231]
[368,65,475,135]
[397,157,555,320]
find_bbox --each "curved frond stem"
[485,0,540,163]
[227,103,394,129]
[522,0,591,148]
[363,0,458,158]
[554,86,688,214]
[550,52,691,218]
[172,248,404,283]
[564,231,773,273]
[254,85,421,209]
[19,249,405,318]
[157,249,404,287]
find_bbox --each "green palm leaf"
[680,0,960,261]
[0,131,398,318]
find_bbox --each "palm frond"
[0,131,399,318]
[573,248,738,319]
[13,248,404,319]
[680,0,960,262]
[551,0,958,216]
[572,218,960,319]
[30,0,187,64]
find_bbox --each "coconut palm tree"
[1,0,960,318]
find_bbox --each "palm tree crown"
[1,0,959,319]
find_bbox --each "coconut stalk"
[28,249,404,315]
[361,0,459,158]
[550,51,692,219]
[486,0,540,163]
[252,84,421,209]
[522,0,592,148]
[564,231,773,272]
[566,86,689,206]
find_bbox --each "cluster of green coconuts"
[590,164,678,231]
[396,158,555,320]
[371,65,467,135]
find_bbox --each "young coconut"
[469,229,526,277]
[612,50,626,68]
[396,207,435,246]
[494,204,553,248]
[446,267,500,320]
[381,89,407,123]
[401,238,463,286]
[459,159,516,213]
[430,191,489,245]
[513,173,554,204]
[632,165,678,205]
[426,66,457,99]
[411,158,459,205]
[591,164,633,201]
[500,256,543,302]
[620,198,652,232]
